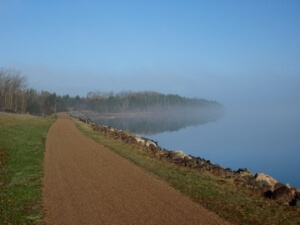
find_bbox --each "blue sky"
[1,0,300,108]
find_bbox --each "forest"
[0,68,223,115]
[86,91,223,113]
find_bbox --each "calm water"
[145,107,300,188]
[92,107,300,187]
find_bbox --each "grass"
[0,113,56,225]
[72,117,300,225]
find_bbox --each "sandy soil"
[42,114,232,225]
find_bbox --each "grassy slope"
[0,113,56,225]
[72,117,300,225]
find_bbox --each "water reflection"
[92,110,224,135]
[77,107,300,187]
[145,107,300,188]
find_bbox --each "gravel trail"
[42,114,231,225]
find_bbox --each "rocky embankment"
[71,113,300,207]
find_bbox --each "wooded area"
[0,68,222,115]
[86,91,222,113]
[0,68,80,115]
[0,69,27,113]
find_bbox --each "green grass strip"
[0,113,56,225]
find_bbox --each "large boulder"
[255,173,278,187]
[145,139,157,148]
[273,186,291,200]
[134,136,146,146]
[273,185,293,201]
[169,150,192,161]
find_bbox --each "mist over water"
[90,105,300,187]
[92,109,224,135]
[145,106,300,187]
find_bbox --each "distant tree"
[56,95,67,112]
[44,93,56,114]
[25,89,41,114]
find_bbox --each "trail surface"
[43,114,231,225]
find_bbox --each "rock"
[292,191,300,206]
[195,158,205,166]
[293,199,300,206]
[274,183,286,191]
[295,199,300,207]
[290,188,298,197]
[273,185,292,201]
[183,155,192,160]
[169,150,190,160]
[134,136,146,146]
[264,190,273,198]
[145,139,157,148]
[255,185,273,196]
[185,160,197,168]
[255,173,278,187]
[237,168,254,178]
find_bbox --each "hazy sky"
[1,0,300,108]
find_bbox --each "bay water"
[93,107,300,187]
[145,107,300,188]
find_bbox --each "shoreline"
[70,111,300,206]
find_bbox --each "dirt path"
[43,114,231,225]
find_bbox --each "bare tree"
[0,68,27,112]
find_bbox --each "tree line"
[86,91,223,113]
[0,68,84,115]
[0,68,223,115]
